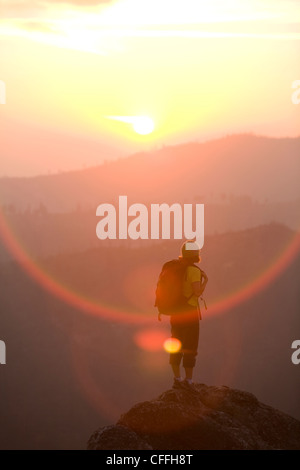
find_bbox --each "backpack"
[154,259,194,315]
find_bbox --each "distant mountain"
[0,134,299,214]
[0,199,299,263]
[0,134,299,263]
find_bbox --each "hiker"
[155,241,208,388]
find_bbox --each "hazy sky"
[0,0,299,176]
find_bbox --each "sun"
[132,116,155,135]
[105,115,155,136]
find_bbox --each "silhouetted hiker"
[155,241,208,389]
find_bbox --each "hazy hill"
[0,133,300,264]
[0,134,299,214]
[0,199,299,264]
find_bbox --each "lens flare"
[0,207,300,325]
[163,337,182,354]
[0,207,153,325]
[134,328,169,352]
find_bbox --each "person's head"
[179,240,201,264]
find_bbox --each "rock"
[87,384,300,450]
[87,424,152,450]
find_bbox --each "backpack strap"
[191,264,208,320]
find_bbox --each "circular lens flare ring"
[0,208,300,324]
[0,208,153,325]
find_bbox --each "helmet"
[180,240,201,258]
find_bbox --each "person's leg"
[170,354,183,387]
[169,321,183,383]
[182,318,199,383]
[184,366,194,381]
[171,363,181,379]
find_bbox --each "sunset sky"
[0,0,299,176]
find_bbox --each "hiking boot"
[181,380,197,392]
[172,378,184,389]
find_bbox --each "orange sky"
[0,0,299,176]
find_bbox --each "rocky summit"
[87,383,300,450]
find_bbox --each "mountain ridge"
[0,134,300,213]
[1,133,299,182]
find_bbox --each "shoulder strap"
[191,264,207,320]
